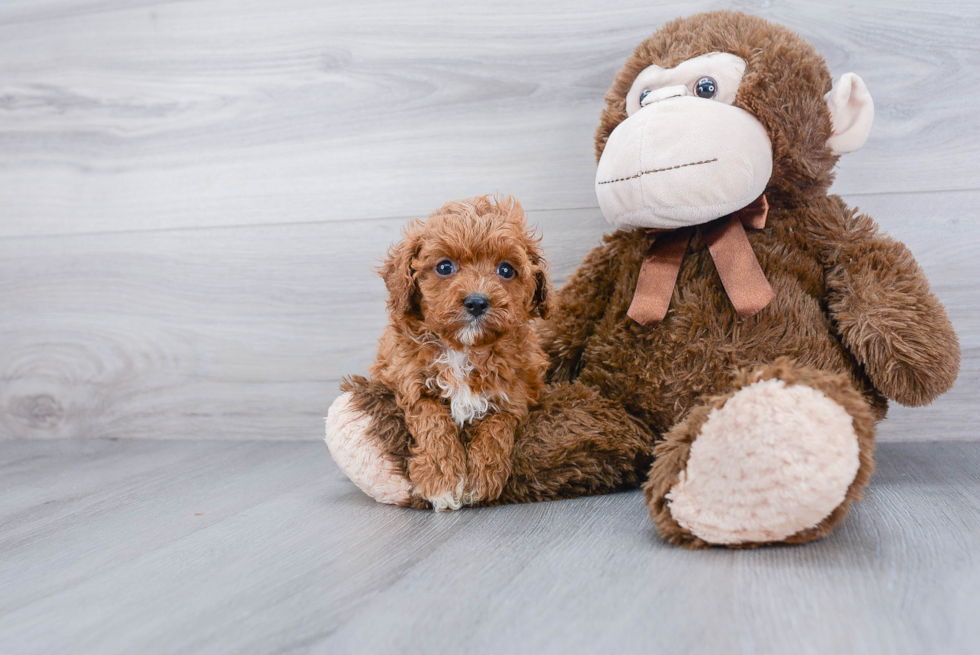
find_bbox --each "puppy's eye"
[695,76,717,99]
[497,262,516,279]
[435,260,455,276]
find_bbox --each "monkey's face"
[595,52,773,230]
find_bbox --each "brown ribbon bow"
[627,195,774,327]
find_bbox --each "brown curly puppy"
[369,195,552,510]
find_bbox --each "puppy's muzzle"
[463,294,490,318]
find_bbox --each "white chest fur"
[427,348,492,425]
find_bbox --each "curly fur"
[341,375,655,510]
[370,195,554,509]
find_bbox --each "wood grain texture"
[0,206,605,441]
[1,439,978,654]
[0,0,977,443]
[0,0,978,236]
[0,192,974,442]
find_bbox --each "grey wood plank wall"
[1,0,977,442]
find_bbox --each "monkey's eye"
[695,76,717,99]
[497,262,516,279]
[435,260,456,276]
[639,89,651,105]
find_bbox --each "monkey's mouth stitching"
[597,158,718,186]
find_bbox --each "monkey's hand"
[463,412,518,505]
[819,201,959,406]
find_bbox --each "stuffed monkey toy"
[325,10,960,548]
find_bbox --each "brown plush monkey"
[325,11,960,548]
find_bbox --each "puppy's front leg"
[404,397,467,511]
[464,412,518,505]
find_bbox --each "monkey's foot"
[645,361,876,548]
[325,392,412,506]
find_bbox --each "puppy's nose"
[463,294,490,317]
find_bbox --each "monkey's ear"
[379,223,423,322]
[825,73,874,156]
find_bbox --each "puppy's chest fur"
[425,348,508,426]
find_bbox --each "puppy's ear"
[532,268,553,319]
[379,221,423,321]
[508,200,554,320]
[524,235,554,320]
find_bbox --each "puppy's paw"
[464,458,509,506]
[408,453,466,512]
[426,481,466,512]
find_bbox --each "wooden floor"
[1,438,978,655]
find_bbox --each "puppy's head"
[380,195,552,349]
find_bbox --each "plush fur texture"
[645,360,876,548]
[324,392,412,506]
[666,378,860,544]
[369,195,553,509]
[329,11,960,548]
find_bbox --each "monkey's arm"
[812,197,959,406]
[539,233,628,383]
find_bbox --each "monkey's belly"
[575,272,872,430]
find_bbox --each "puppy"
[370,195,552,511]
